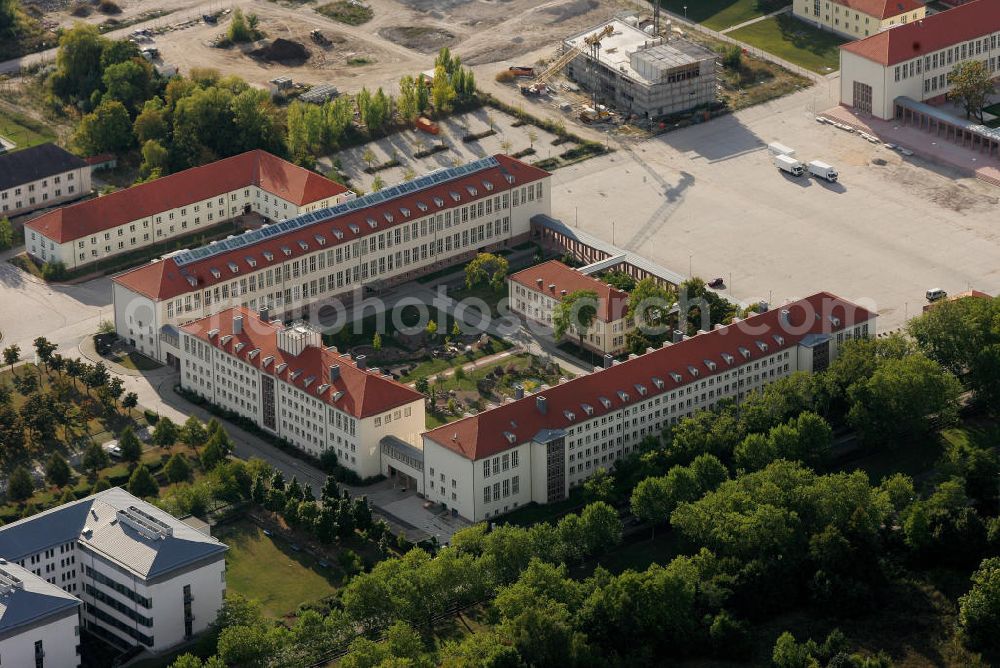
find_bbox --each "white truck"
[767,142,795,157]
[807,160,838,182]
[773,154,804,177]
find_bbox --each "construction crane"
[520,24,614,96]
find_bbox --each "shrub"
[144,409,160,425]
[495,70,515,83]
[40,261,67,281]
[97,0,122,14]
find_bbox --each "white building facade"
[420,292,876,522]
[793,0,924,40]
[25,150,351,271]
[0,562,81,668]
[112,155,551,365]
[0,143,91,219]
[179,308,426,479]
[0,489,227,655]
[839,0,1000,119]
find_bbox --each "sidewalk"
[720,5,791,34]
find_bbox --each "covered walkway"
[894,96,1000,158]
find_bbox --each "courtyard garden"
[728,14,846,73]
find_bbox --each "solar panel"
[176,155,501,266]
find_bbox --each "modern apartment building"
[24,150,352,270]
[111,155,551,366]
[508,260,631,355]
[564,18,717,120]
[794,0,924,40]
[0,488,227,655]
[414,292,875,522]
[839,0,1000,119]
[0,562,82,668]
[0,143,90,219]
[179,307,426,479]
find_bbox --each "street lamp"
[684,5,688,19]
[688,252,693,277]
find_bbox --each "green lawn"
[0,109,57,150]
[659,0,789,31]
[729,14,846,73]
[216,521,338,618]
[112,350,162,371]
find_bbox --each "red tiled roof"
[840,0,1000,66]
[26,150,348,244]
[832,0,922,20]
[112,155,550,301]
[424,292,875,460]
[180,306,423,419]
[509,260,629,322]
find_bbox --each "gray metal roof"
[0,143,87,191]
[0,562,79,637]
[895,96,1000,143]
[0,488,226,580]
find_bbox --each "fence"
[659,7,826,83]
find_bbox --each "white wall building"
[24,150,352,270]
[0,561,81,668]
[419,292,876,522]
[111,155,551,366]
[0,143,90,219]
[0,488,227,655]
[793,0,924,40]
[508,259,632,355]
[839,0,1000,119]
[179,307,426,480]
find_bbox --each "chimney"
[536,395,548,414]
[355,354,367,370]
[514,384,525,399]
[603,353,614,369]
[329,364,340,383]
[233,315,243,335]
[672,329,684,344]
[758,301,769,313]
[536,278,543,287]
[780,308,790,325]
[259,305,270,322]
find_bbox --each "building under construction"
[564,18,717,120]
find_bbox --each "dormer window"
[367,218,377,229]
[317,383,329,394]
[383,212,393,223]
[210,268,221,279]
[617,390,629,402]
[207,328,219,338]
[830,315,841,327]
[233,342,245,353]
[599,396,611,409]
[670,372,682,382]
[652,377,664,389]
[262,355,274,366]
[433,196,444,207]
[228,262,238,274]
[581,403,594,415]
[298,241,309,251]
[417,201,428,211]
[248,349,260,359]
[756,341,768,352]
[505,175,515,184]
[450,191,461,202]
[634,384,647,396]
[687,365,699,377]
[333,229,344,239]
[289,370,302,381]
[738,346,751,359]
[185,275,197,287]
[563,410,575,421]
[466,186,477,196]
[281,246,292,256]
[220,335,232,345]
[483,181,494,191]
[705,359,717,371]
[773,334,785,345]
[246,256,257,268]
[315,235,326,245]
[504,431,517,444]
[721,352,734,364]
[400,207,410,217]
[303,375,315,388]
[348,223,360,233]
[263,251,274,261]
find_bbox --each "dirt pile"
[378,26,455,53]
[250,38,310,64]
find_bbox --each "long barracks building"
[112,154,551,366]
[415,292,875,522]
[25,150,353,271]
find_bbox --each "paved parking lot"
[321,108,562,193]
[549,86,1000,333]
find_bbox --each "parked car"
[103,440,123,459]
[926,288,947,302]
[708,278,725,288]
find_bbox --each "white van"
[925,288,947,302]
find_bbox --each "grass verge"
[317,0,374,25]
[728,14,845,73]
[0,108,57,150]
[658,0,788,31]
